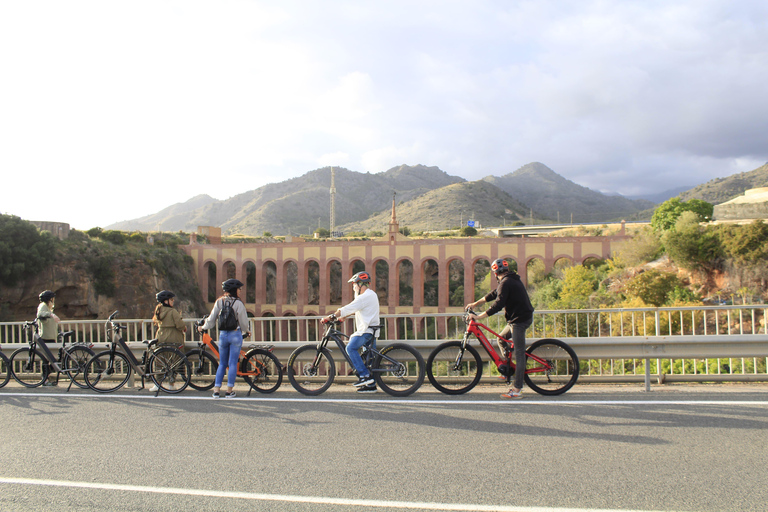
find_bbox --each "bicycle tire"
[240,349,283,394]
[287,344,335,396]
[10,348,48,388]
[148,347,191,394]
[373,343,425,397]
[62,345,95,389]
[523,338,579,395]
[0,352,11,388]
[85,351,132,393]
[426,340,482,395]
[186,349,218,391]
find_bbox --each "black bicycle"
[10,320,95,390]
[84,311,191,395]
[0,351,9,388]
[287,316,425,396]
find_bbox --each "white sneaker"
[149,384,159,392]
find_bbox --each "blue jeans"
[215,329,243,388]
[346,332,374,378]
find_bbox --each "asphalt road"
[1,382,767,512]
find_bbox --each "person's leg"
[510,320,532,391]
[214,331,232,395]
[346,333,373,379]
[226,331,243,392]
[497,324,512,358]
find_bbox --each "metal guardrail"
[1,305,766,390]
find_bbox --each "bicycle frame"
[316,321,396,375]
[463,313,554,376]
[197,331,272,378]
[21,321,90,388]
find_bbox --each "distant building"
[30,221,70,240]
[713,188,768,221]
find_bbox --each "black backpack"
[218,298,239,331]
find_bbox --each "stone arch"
[306,260,320,305]
[243,261,256,304]
[397,258,413,306]
[472,258,491,302]
[284,260,298,305]
[350,259,365,277]
[526,257,547,292]
[582,256,604,268]
[204,261,217,302]
[374,259,389,306]
[260,312,276,342]
[223,260,236,280]
[552,257,573,280]
[423,258,439,307]
[283,312,298,341]
[447,258,465,307]
[328,259,343,305]
[263,261,277,304]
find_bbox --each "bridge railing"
[1,305,766,388]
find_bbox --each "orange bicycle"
[186,320,283,394]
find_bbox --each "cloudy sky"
[1,0,766,230]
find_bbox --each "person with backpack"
[197,279,251,398]
[465,258,534,400]
[321,271,380,394]
[151,290,187,392]
[37,290,61,386]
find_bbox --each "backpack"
[218,298,239,331]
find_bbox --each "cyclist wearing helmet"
[37,290,61,386]
[322,271,380,393]
[151,290,188,392]
[466,258,534,399]
[198,279,250,398]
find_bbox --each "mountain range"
[108,162,768,236]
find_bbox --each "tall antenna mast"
[330,167,336,237]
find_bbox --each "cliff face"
[0,240,205,323]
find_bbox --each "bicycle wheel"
[0,352,11,388]
[524,338,579,395]
[148,347,191,394]
[186,349,218,391]
[287,345,335,396]
[240,349,283,394]
[373,343,425,397]
[426,340,482,395]
[10,348,48,387]
[62,345,95,389]
[85,351,132,392]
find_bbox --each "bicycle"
[287,316,425,396]
[9,320,95,390]
[0,351,9,388]
[426,308,579,395]
[84,311,191,395]
[185,319,283,395]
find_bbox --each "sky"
[1,0,767,231]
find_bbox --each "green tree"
[717,220,768,264]
[554,265,598,309]
[662,212,723,272]
[624,269,682,307]
[460,226,477,237]
[651,198,714,232]
[0,215,57,286]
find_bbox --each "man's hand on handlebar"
[320,314,337,325]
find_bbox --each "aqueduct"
[182,204,629,321]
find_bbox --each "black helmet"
[39,290,56,303]
[491,258,509,274]
[348,271,371,284]
[222,279,244,293]
[156,290,176,303]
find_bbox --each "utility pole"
[330,167,336,237]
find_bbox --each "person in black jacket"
[466,258,534,399]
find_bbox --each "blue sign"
[467,220,475,227]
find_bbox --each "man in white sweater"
[322,271,380,393]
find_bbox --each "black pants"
[498,320,532,390]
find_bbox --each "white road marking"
[0,476,674,512]
[0,391,767,405]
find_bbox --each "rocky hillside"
[483,162,655,223]
[677,162,768,204]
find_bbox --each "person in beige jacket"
[151,290,187,391]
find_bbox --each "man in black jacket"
[466,258,534,399]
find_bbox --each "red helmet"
[348,271,371,284]
[491,258,509,274]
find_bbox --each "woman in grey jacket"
[198,279,250,398]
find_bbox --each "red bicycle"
[426,308,579,395]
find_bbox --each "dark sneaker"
[356,384,377,393]
[212,391,220,398]
[353,375,375,387]
[225,391,237,398]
